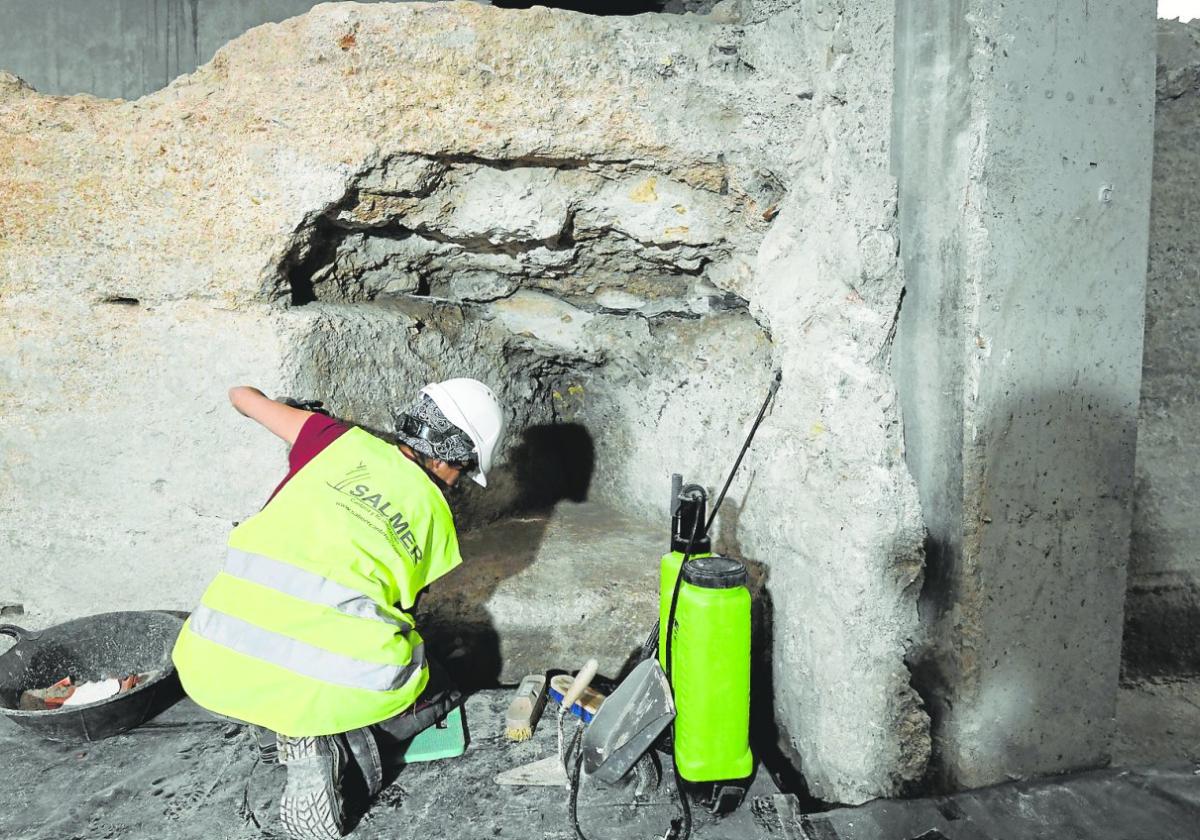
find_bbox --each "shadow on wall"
[903,532,959,796]
[420,423,596,691]
[511,422,595,508]
[905,386,1137,793]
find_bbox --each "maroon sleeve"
[289,415,351,472]
[266,415,351,504]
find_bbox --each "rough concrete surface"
[0,689,780,840]
[420,501,662,687]
[767,676,1200,838]
[893,1,1156,791]
[0,0,926,804]
[1125,19,1200,679]
[1114,677,1200,767]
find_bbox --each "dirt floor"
[0,689,778,840]
[789,678,1200,840]
[1,674,1198,840]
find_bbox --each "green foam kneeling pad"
[401,706,466,763]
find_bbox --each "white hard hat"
[421,378,506,488]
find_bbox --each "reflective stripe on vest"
[223,548,413,632]
[190,604,426,692]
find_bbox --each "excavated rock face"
[0,0,926,803]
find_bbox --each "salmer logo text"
[328,463,423,562]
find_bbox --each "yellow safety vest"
[172,427,462,736]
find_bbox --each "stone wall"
[0,0,471,100]
[2,0,1160,804]
[0,1,926,805]
[726,0,930,801]
[0,0,731,101]
[1124,20,1200,679]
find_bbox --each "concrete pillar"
[892,0,1156,789]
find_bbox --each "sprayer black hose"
[582,512,702,840]
[658,510,703,840]
[664,511,702,684]
[569,701,692,840]
[568,727,591,840]
[622,372,779,840]
[597,515,696,840]
[639,621,660,664]
[704,369,782,536]
[671,756,693,840]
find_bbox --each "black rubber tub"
[0,610,186,742]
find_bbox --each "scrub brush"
[504,673,548,742]
[549,673,606,723]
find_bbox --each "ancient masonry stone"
[0,1,925,803]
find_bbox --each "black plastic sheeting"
[758,763,1200,840]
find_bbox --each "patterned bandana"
[395,394,477,466]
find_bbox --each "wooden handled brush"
[504,673,548,742]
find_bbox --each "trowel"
[495,754,570,786]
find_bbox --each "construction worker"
[172,378,506,839]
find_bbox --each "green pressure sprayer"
[566,371,782,840]
[652,370,782,824]
[665,546,754,798]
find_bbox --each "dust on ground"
[0,689,773,840]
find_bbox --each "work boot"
[277,734,347,839]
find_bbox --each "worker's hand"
[278,397,330,416]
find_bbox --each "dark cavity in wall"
[275,152,762,320]
[511,424,595,506]
[282,216,342,306]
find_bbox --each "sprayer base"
[683,779,749,816]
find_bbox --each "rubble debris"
[18,677,73,711]
[17,672,155,711]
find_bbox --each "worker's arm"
[228,386,312,446]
